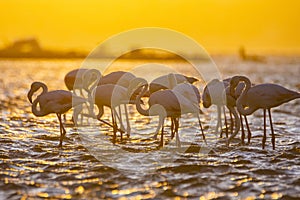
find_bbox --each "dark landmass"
[0,38,208,60]
[0,38,86,59]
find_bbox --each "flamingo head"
[202,92,211,108]
[229,76,244,97]
[27,82,46,103]
[82,69,101,92]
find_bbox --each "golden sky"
[1,0,300,54]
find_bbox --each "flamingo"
[173,82,205,144]
[64,68,101,124]
[129,78,205,147]
[27,82,86,147]
[202,79,241,141]
[82,69,138,136]
[90,83,136,141]
[223,78,253,144]
[149,73,198,95]
[98,71,139,135]
[228,75,300,149]
[64,68,93,94]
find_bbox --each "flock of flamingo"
[27,68,300,150]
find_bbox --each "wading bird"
[130,78,205,147]
[228,75,300,149]
[202,78,241,145]
[203,78,251,144]
[64,68,101,124]
[64,68,94,94]
[27,82,86,147]
[172,82,205,143]
[90,83,138,141]
[83,69,135,141]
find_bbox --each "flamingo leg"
[153,116,163,140]
[175,118,179,136]
[57,113,65,148]
[216,105,222,134]
[262,109,267,149]
[73,104,83,126]
[111,109,117,143]
[115,106,125,133]
[240,114,245,145]
[171,117,175,139]
[175,118,181,148]
[230,111,233,135]
[244,115,251,144]
[160,118,165,147]
[223,106,228,138]
[197,114,206,144]
[124,104,131,138]
[268,109,275,150]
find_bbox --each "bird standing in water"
[27,82,86,147]
[130,78,205,147]
[229,75,300,149]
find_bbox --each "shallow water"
[0,57,299,199]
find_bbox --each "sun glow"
[0,0,300,55]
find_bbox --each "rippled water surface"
[0,57,300,199]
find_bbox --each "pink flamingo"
[229,75,300,149]
[64,68,93,94]
[64,68,100,124]
[82,70,137,136]
[130,78,205,147]
[202,79,241,140]
[27,82,86,147]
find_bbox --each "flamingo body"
[64,68,89,91]
[27,82,86,147]
[132,78,205,146]
[98,71,136,87]
[149,73,198,94]
[230,75,300,149]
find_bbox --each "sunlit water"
[0,57,299,199]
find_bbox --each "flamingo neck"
[236,77,256,115]
[135,84,150,116]
[31,97,47,116]
[84,69,101,93]
[30,83,48,116]
[40,83,48,94]
[96,105,104,120]
[228,107,241,141]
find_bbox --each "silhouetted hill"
[0,38,86,58]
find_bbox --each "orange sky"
[1,0,300,54]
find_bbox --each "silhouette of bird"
[223,78,253,144]
[82,69,138,137]
[173,82,205,144]
[229,75,300,149]
[64,68,93,94]
[202,79,240,139]
[149,73,198,95]
[90,83,135,141]
[27,82,86,147]
[130,78,205,147]
[64,68,101,124]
